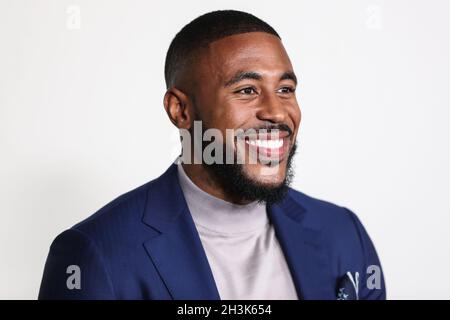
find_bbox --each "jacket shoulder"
[286,188,356,230]
[69,180,152,240]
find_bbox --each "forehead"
[199,32,293,83]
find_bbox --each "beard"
[203,140,297,205]
[188,99,297,204]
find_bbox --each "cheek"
[215,105,252,132]
[290,104,302,138]
[291,102,301,123]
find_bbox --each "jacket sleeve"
[38,228,116,300]
[346,209,386,300]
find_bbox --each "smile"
[241,132,291,163]
[246,138,284,148]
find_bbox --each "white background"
[1,0,449,299]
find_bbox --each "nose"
[255,91,287,124]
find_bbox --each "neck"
[178,163,267,234]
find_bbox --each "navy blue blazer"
[39,164,386,300]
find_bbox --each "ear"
[163,87,193,130]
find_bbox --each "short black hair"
[164,10,281,89]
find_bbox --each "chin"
[243,163,287,187]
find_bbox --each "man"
[39,10,386,300]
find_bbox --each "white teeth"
[247,139,283,148]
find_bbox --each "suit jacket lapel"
[142,164,220,300]
[269,194,335,300]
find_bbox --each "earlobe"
[163,87,191,129]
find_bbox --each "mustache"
[236,123,293,138]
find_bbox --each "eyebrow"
[224,71,261,87]
[224,70,298,87]
[280,71,297,85]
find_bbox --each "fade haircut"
[164,10,280,89]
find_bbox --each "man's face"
[190,32,301,189]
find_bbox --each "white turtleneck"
[177,163,298,300]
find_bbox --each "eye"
[277,86,296,94]
[235,87,258,95]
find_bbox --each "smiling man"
[39,10,386,300]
